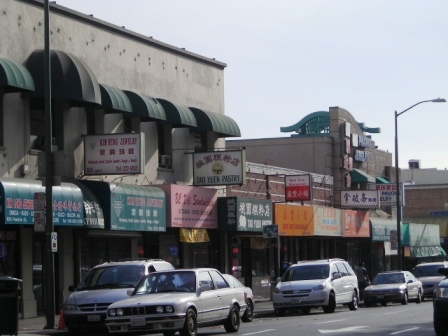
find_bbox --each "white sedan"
[106,268,246,336]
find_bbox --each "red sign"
[284,174,312,202]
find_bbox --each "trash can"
[0,276,22,336]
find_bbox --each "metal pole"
[44,0,55,329]
[394,111,402,270]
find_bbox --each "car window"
[335,262,348,276]
[152,262,175,271]
[78,265,144,290]
[198,271,215,290]
[344,263,356,276]
[413,264,445,277]
[330,264,340,277]
[134,271,195,294]
[284,265,329,281]
[210,270,230,289]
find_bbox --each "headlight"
[274,286,282,293]
[156,305,174,313]
[63,304,78,311]
[156,306,164,313]
[312,284,325,291]
[108,309,116,317]
[117,309,124,316]
[435,287,448,298]
[165,305,174,313]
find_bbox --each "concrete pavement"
[17,300,275,336]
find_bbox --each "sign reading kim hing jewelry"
[193,150,246,186]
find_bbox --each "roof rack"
[296,258,345,264]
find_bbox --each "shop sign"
[218,197,272,232]
[342,210,370,237]
[340,190,379,209]
[110,185,165,231]
[193,150,246,186]
[284,175,312,202]
[376,184,403,207]
[370,219,396,241]
[159,184,217,229]
[314,207,342,237]
[354,150,369,162]
[274,204,314,236]
[179,228,209,243]
[84,133,144,175]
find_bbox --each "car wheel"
[242,299,254,322]
[401,292,408,305]
[364,301,372,307]
[416,290,422,304]
[381,301,387,306]
[180,308,197,336]
[274,308,286,316]
[301,308,311,315]
[348,290,359,311]
[323,293,336,313]
[224,305,240,333]
[434,316,448,336]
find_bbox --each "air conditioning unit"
[159,155,171,167]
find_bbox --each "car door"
[330,263,346,303]
[209,270,235,319]
[405,272,419,299]
[196,271,222,323]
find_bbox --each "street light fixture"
[394,98,446,270]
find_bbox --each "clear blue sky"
[58,0,448,169]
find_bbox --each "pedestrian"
[355,262,370,301]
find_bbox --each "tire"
[348,290,359,311]
[401,292,408,305]
[242,299,254,322]
[416,290,422,304]
[180,308,197,336]
[434,315,448,336]
[67,328,81,336]
[381,301,387,307]
[301,308,311,315]
[364,301,372,307]
[274,308,285,316]
[323,293,336,313]
[224,305,240,333]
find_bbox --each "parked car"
[363,271,422,307]
[412,261,448,300]
[105,268,246,335]
[433,267,448,336]
[272,258,359,315]
[63,259,174,335]
[222,273,254,322]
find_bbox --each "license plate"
[131,316,146,327]
[376,295,384,299]
[87,314,100,322]
[291,298,301,303]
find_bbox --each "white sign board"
[285,174,312,201]
[193,150,246,186]
[376,184,404,206]
[84,133,144,175]
[340,190,380,209]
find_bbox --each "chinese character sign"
[340,190,380,209]
[274,204,314,236]
[285,174,312,202]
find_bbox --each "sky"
[57,0,448,170]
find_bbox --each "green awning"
[25,49,101,105]
[189,107,241,137]
[99,84,132,113]
[79,181,166,232]
[123,90,166,121]
[156,99,197,127]
[410,246,446,258]
[350,168,375,183]
[0,178,84,226]
[376,177,389,184]
[0,58,35,93]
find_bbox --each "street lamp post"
[394,98,446,270]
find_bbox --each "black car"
[433,267,448,336]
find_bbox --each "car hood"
[109,292,197,308]
[65,288,132,305]
[365,284,405,291]
[417,276,445,284]
[277,279,326,290]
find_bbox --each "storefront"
[218,197,273,301]
[369,217,397,276]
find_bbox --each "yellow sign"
[274,204,314,236]
[179,228,210,243]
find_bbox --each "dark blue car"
[433,267,448,336]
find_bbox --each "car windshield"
[77,265,145,290]
[282,265,329,281]
[372,273,405,285]
[413,264,444,277]
[134,271,196,294]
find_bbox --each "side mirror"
[276,277,282,284]
[332,272,342,280]
[126,289,134,296]
[197,284,211,295]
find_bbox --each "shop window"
[158,124,172,168]
[192,130,207,151]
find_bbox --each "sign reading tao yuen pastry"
[193,150,246,186]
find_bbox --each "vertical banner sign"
[34,192,46,232]
[285,174,312,202]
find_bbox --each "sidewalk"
[17,301,275,335]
